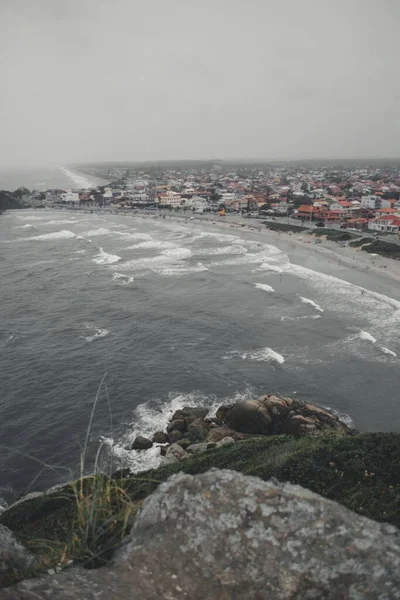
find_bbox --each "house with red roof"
[368,215,400,233]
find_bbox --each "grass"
[263,222,307,233]
[349,237,374,248]
[1,376,400,586]
[362,240,400,260]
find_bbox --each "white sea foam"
[251,263,283,274]
[45,219,78,225]
[15,224,35,229]
[25,230,76,241]
[359,330,377,343]
[80,326,110,342]
[154,263,208,276]
[380,346,397,357]
[194,245,248,256]
[254,283,275,293]
[16,216,45,221]
[113,272,134,284]
[117,246,192,271]
[127,240,176,250]
[84,228,113,237]
[357,331,396,358]
[224,348,285,364]
[74,249,86,254]
[93,248,121,265]
[281,315,322,321]
[298,296,324,312]
[101,389,255,473]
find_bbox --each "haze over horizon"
[1,0,399,168]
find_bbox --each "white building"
[185,196,208,209]
[368,216,400,233]
[361,195,380,209]
[60,191,79,203]
[158,191,183,207]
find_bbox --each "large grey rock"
[217,394,352,436]
[161,443,189,465]
[0,524,36,588]
[170,406,208,424]
[3,470,400,599]
[130,436,153,450]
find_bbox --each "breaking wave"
[113,272,134,284]
[298,296,324,312]
[254,282,275,293]
[84,228,113,237]
[25,230,76,241]
[93,248,121,265]
[101,389,255,473]
[80,325,110,342]
[359,330,377,343]
[223,347,285,365]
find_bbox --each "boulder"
[206,427,245,443]
[161,443,189,466]
[0,524,36,588]
[152,431,168,444]
[167,430,183,444]
[216,436,236,447]
[170,407,208,424]
[131,436,153,450]
[186,417,209,442]
[186,443,210,455]
[217,399,273,434]
[216,395,352,437]
[7,470,400,599]
[166,419,186,433]
[176,438,191,450]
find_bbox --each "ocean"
[1,208,400,509]
[0,166,108,192]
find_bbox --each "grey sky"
[1,0,399,166]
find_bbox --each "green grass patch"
[1,433,399,578]
[264,222,307,233]
[349,237,374,248]
[362,240,400,259]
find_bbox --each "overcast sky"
[1,0,399,166]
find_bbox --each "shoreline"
[144,211,400,289]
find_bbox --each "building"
[361,195,381,210]
[157,191,183,207]
[60,191,79,203]
[368,215,400,233]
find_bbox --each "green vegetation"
[264,222,307,233]
[349,237,374,248]
[1,433,399,580]
[0,190,31,210]
[312,229,355,242]
[362,240,400,260]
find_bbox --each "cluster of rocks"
[3,470,400,599]
[129,394,354,464]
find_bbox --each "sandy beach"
[155,211,400,286]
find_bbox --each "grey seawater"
[1,209,400,505]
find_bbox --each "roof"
[338,201,352,207]
[371,215,398,222]
[376,207,396,213]
[297,205,315,212]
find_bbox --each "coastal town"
[12,161,400,237]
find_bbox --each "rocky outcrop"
[4,469,400,599]
[217,394,351,436]
[0,525,36,588]
[132,397,353,465]
[130,436,153,450]
[0,190,31,211]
